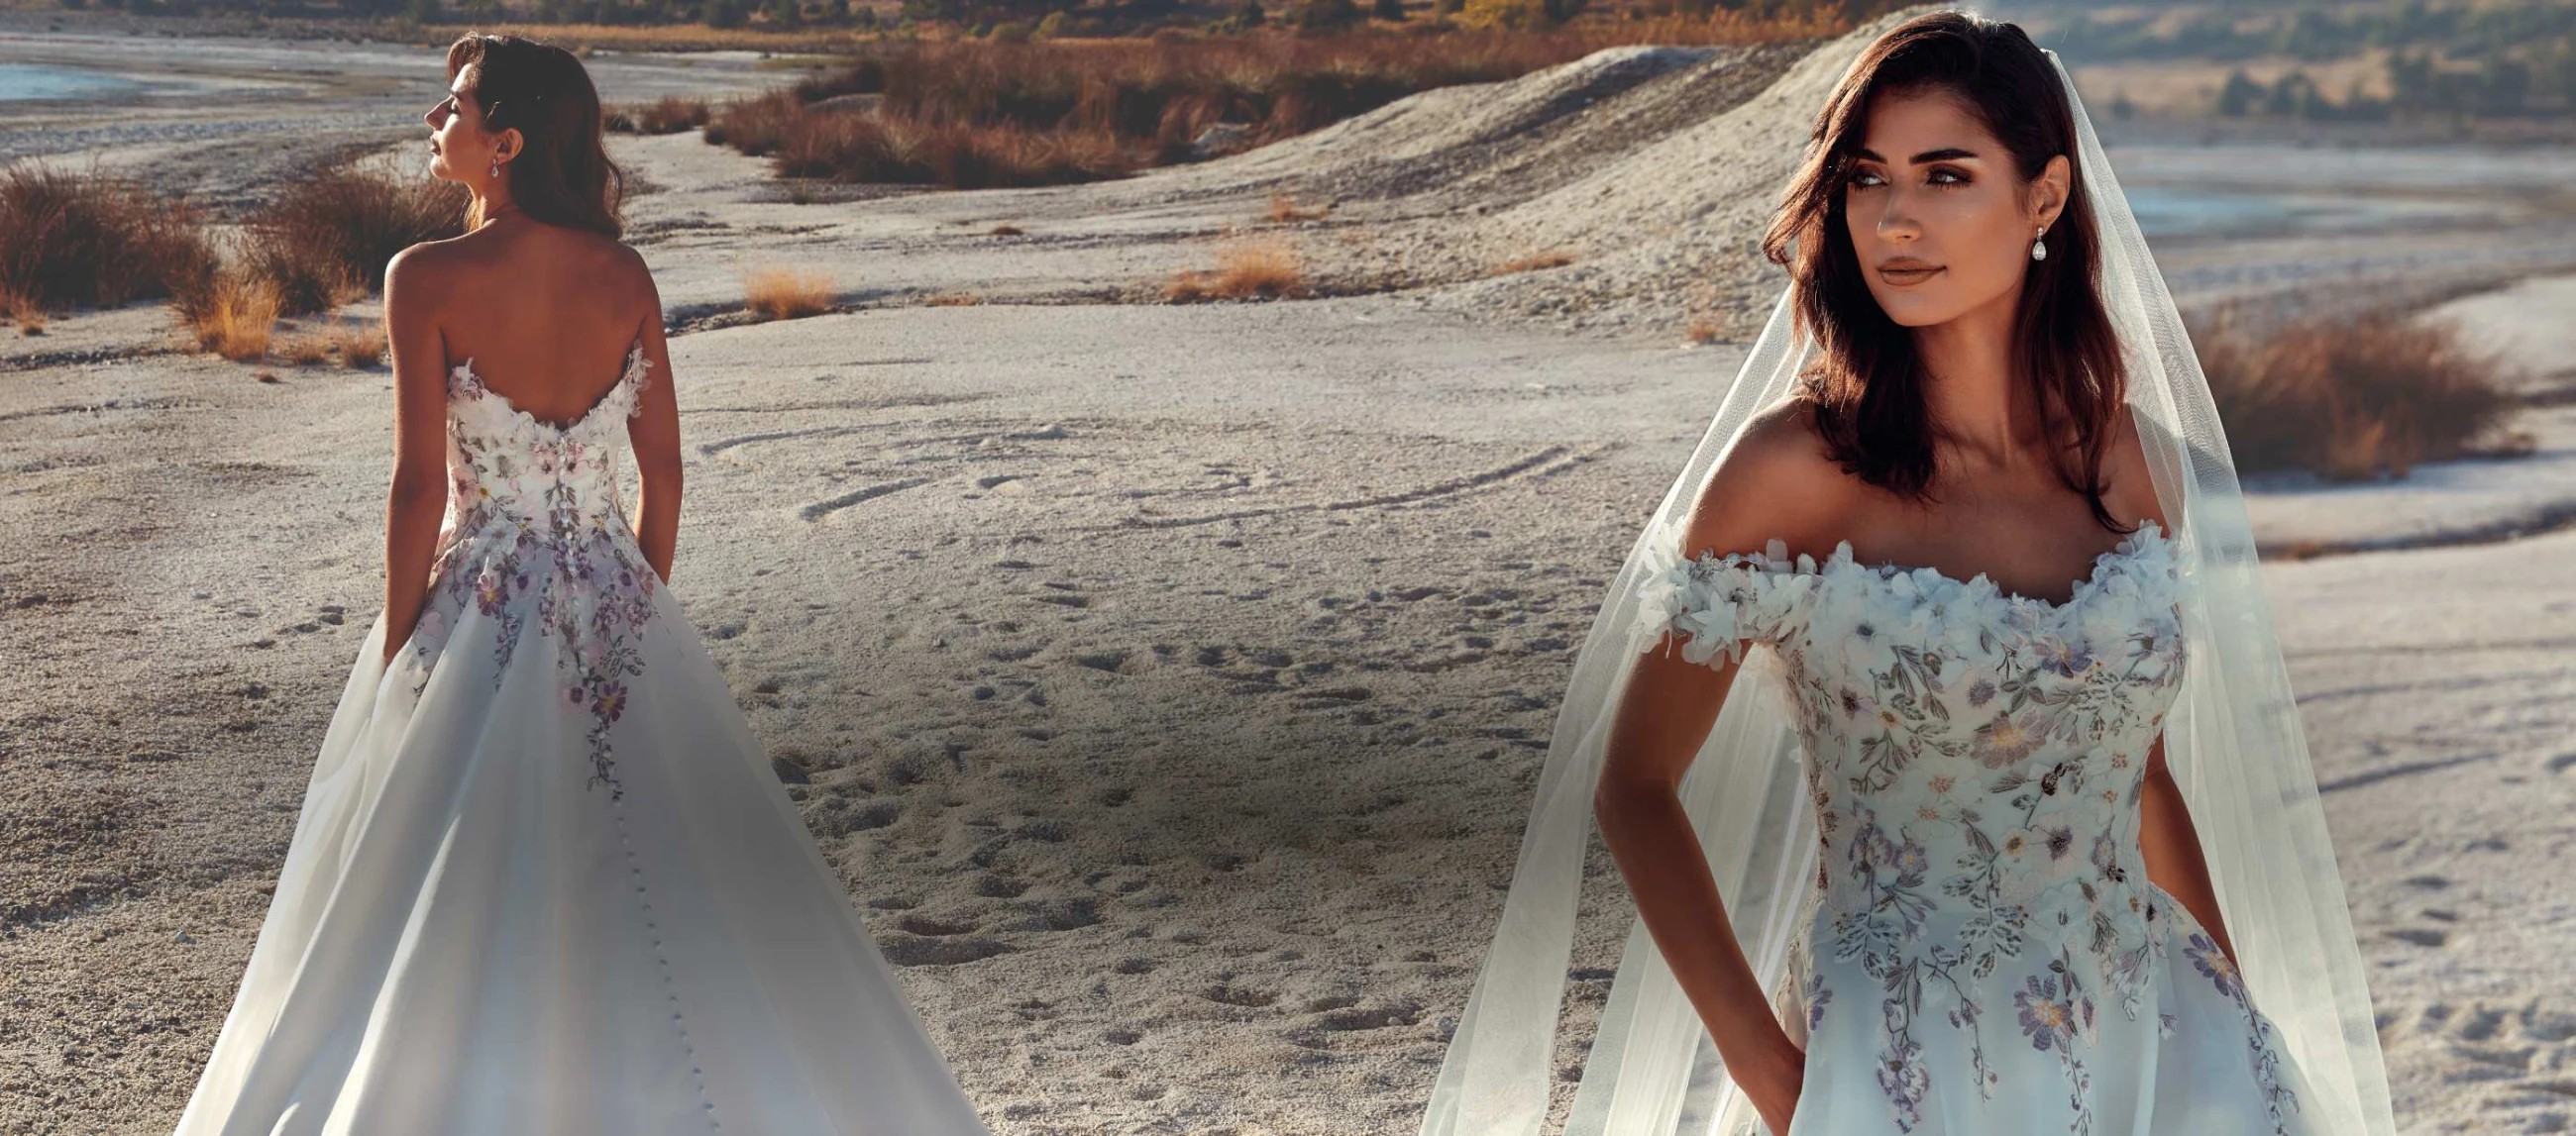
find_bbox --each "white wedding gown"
[173,343,992,1136]
[1639,520,2319,1136]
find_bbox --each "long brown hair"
[1762,12,2129,535]
[446,33,624,239]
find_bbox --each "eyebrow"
[1854,147,1983,163]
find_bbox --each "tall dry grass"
[744,266,835,320]
[273,321,387,368]
[1166,239,1306,301]
[2196,308,2520,481]
[245,167,470,315]
[608,96,714,135]
[179,271,283,362]
[0,165,218,315]
[712,20,1838,187]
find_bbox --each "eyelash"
[1848,167,1970,190]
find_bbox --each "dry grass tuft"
[1492,249,1574,274]
[924,291,984,307]
[330,322,387,368]
[1168,240,1307,302]
[179,271,282,362]
[5,289,46,336]
[989,223,1025,237]
[276,334,334,366]
[1263,194,1327,224]
[609,96,714,135]
[1683,317,1723,345]
[745,266,835,321]
[2196,307,2521,481]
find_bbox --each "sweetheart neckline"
[1711,518,2172,614]
[450,341,649,434]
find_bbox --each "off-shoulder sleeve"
[1628,524,1815,669]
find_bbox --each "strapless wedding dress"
[172,344,991,1136]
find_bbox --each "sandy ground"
[5,13,2575,1136]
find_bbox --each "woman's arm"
[2138,733,2239,968]
[624,259,680,584]
[1593,407,1836,1136]
[1597,639,1807,1133]
[380,247,453,667]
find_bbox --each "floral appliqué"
[1635,520,2300,1133]
[405,341,659,798]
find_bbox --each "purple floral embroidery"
[1637,521,2207,1133]
[405,341,659,798]
[2186,930,2302,1135]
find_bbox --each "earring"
[2031,228,2048,262]
[488,156,501,178]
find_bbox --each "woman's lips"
[1878,265,1943,286]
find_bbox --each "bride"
[172,34,991,1136]
[1417,13,2395,1136]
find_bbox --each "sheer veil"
[1415,38,2397,1136]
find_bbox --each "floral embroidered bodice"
[404,341,660,797]
[1635,521,2260,1130]
[442,342,653,535]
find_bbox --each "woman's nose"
[1875,191,1922,242]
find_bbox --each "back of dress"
[173,333,995,1136]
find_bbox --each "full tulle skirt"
[171,580,991,1136]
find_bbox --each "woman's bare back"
[407,220,656,428]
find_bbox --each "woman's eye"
[1929,167,1969,186]
[1848,170,1885,189]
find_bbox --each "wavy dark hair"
[446,33,624,239]
[1762,11,2129,535]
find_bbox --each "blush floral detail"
[404,341,659,798]
[1632,520,2303,1135]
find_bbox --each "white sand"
[4,14,2574,1134]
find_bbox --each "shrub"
[609,96,712,134]
[0,164,217,314]
[2195,308,2520,481]
[245,167,469,316]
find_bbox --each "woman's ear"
[2032,153,2072,232]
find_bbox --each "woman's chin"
[1869,291,1966,330]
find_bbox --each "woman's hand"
[1734,1033,1806,1134]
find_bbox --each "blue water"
[0,63,140,102]
[2125,184,2481,241]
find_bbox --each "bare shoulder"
[2096,404,2175,534]
[384,233,468,292]
[382,236,473,333]
[1678,397,1861,561]
[594,239,660,323]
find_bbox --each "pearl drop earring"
[2031,227,2048,262]
[488,155,501,178]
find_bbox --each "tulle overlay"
[1413,41,2391,1136]
[1631,521,2315,1135]
[172,344,989,1135]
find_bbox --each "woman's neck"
[1912,291,2046,473]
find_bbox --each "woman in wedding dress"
[1418,14,2394,1136]
[172,34,991,1136]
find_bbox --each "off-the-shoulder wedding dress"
[1637,519,2316,1136]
